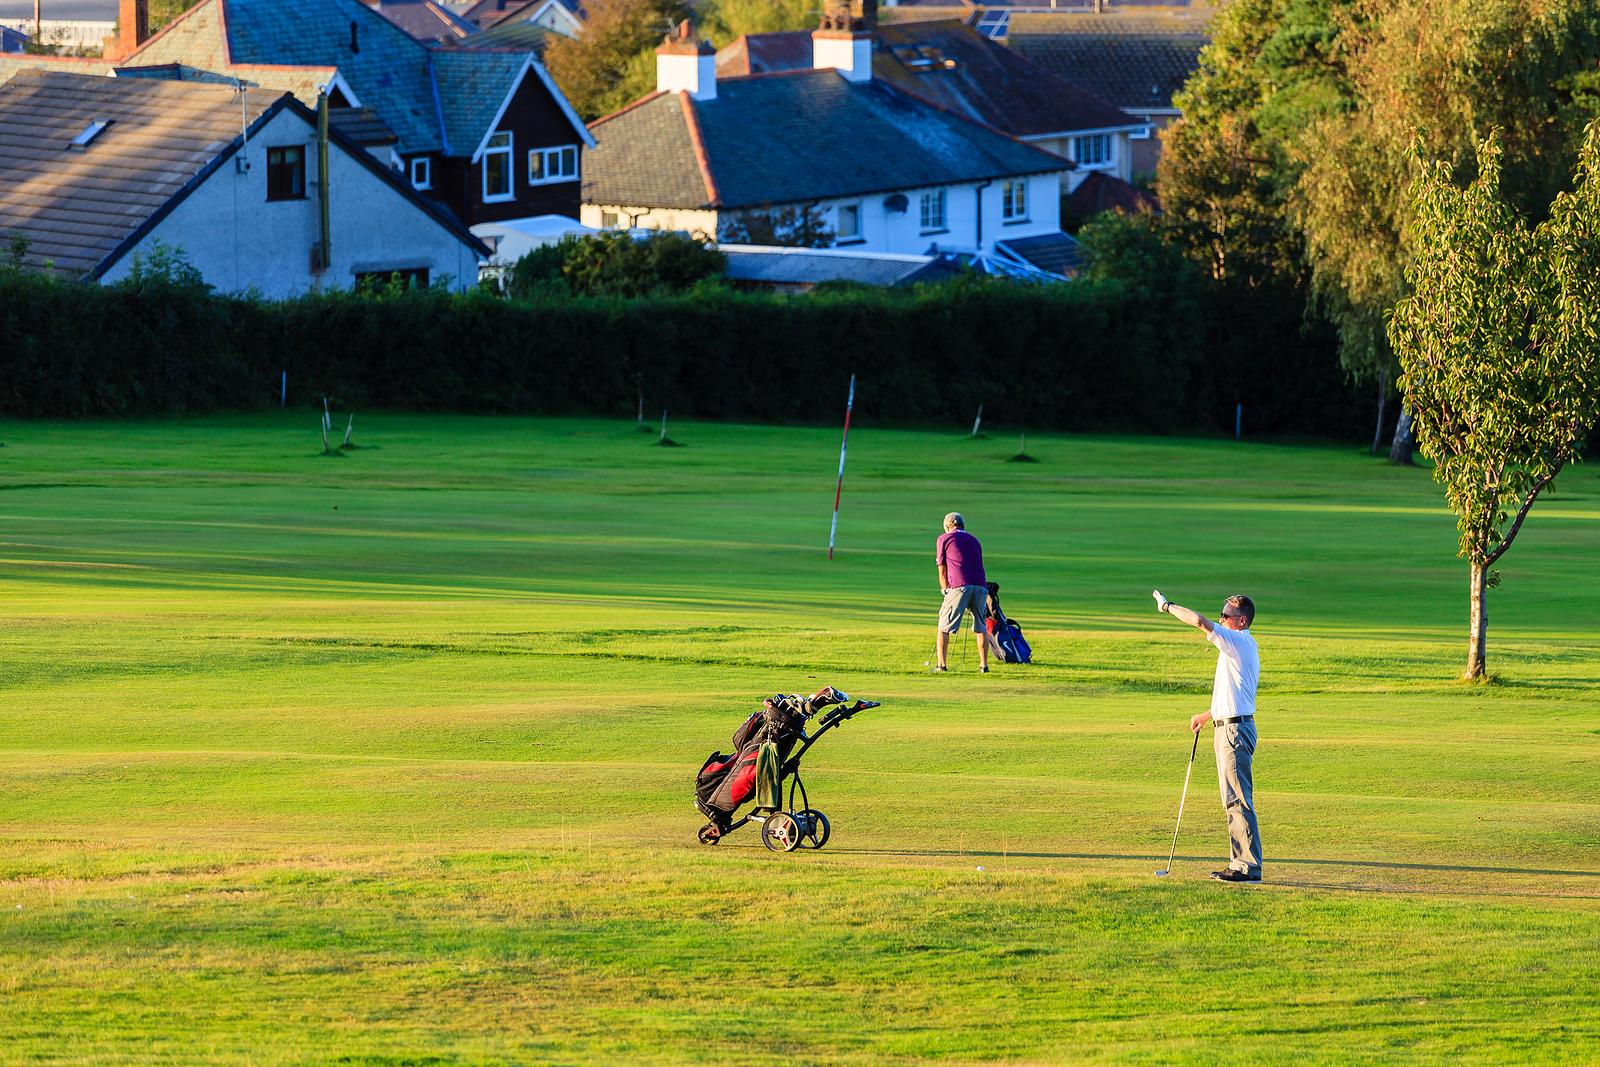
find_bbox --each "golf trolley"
[694,691,880,853]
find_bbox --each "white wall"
[100,109,483,297]
[583,173,1064,255]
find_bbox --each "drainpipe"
[974,179,992,252]
[317,90,332,276]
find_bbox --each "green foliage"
[543,0,690,120]
[1392,130,1600,566]
[504,239,575,300]
[697,0,817,45]
[559,231,725,296]
[1389,128,1600,673]
[717,204,835,248]
[120,241,209,293]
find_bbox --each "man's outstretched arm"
[1152,590,1214,633]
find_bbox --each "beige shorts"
[939,584,989,634]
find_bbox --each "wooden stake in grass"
[971,403,984,439]
[340,414,355,450]
[657,409,679,447]
[1008,432,1039,463]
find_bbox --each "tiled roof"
[0,70,282,276]
[720,244,956,287]
[0,53,115,85]
[118,0,586,158]
[714,30,812,78]
[113,58,343,102]
[995,231,1082,277]
[1005,9,1215,111]
[368,0,477,43]
[715,23,1141,137]
[585,69,1070,211]
[456,18,555,52]
[875,21,1139,136]
[327,105,399,145]
[429,47,527,156]
[462,0,583,30]
[1066,169,1159,216]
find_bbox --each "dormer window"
[68,120,112,149]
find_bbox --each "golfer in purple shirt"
[935,512,989,672]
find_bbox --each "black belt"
[1212,717,1253,728]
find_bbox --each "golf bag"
[985,581,1032,664]
[694,693,816,828]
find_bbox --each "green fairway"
[1,414,1597,1065]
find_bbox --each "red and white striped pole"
[827,373,856,561]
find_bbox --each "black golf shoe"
[1210,869,1261,883]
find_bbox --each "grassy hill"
[1,414,1596,1063]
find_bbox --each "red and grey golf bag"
[694,693,815,829]
[985,581,1033,664]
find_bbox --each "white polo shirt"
[1207,624,1259,721]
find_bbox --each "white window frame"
[410,155,431,190]
[919,188,947,233]
[528,144,579,185]
[482,131,515,203]
[1073,133,1114,169]
[836,201,862,242]
[1001,180,1028,222]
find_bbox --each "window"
[529,144,578,185]
[1073,134,1113,168]
[410,156,431,190]
[836,202,862,241]
[600,210,621,228]
[482,131,514,202]
[919,188,947,232]
[354,267,430,292]
[266,146,306,201]
[975,10,1010,39]
[1001,180,1028,221]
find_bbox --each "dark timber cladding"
[432,58,585,225]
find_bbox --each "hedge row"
[0,270,1367,436]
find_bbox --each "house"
[582,10,1076,273]
[0,0,595,239]
[715,17,1149,193]
[0,70,489,295]
[460,0,583,38]
[1004,3,1220,176]
[363,0,478,45]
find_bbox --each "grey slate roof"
[430,47,527,154]
[218,0,446,152]
[327,106,400,146]
[717,23,1142,139]
[719,245,956,287]
[0,70,282,276]
[368,0,477,44]
[584,69,1070,211]
[1005,9,1216,111]
[457,17,556,52]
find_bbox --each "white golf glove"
[1152,589,1170,613]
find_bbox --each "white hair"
[944,512,964,530]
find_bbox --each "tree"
[1388,130,1600,679]
[697,0,816,45]
[1292,0,1600,463]
[717,205,834,247]
[543,0,689,121]
[559,230,724,296]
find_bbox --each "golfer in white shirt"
[1154,591,1263,882]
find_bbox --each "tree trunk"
[1371,373,1390,455]
[1388,407,1414,466]
[1466,561,1488,679]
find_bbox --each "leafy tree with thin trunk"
[1389,129,1600,679]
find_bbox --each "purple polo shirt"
[936,529,985,588]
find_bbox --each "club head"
[1154,869,1169,877]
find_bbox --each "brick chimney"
[104,0,149,61]
[813,0,873,83]
[655,21,716,101]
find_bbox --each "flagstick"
[827,374,856,561]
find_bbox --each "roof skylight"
[68,120,112,149]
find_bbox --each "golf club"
[1155,728,1202,877]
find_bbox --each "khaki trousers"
[1214,718,1263,875]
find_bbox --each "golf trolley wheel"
[761,812,802,853]
[698,823,722,846]
[794,809,831,850]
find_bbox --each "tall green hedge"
[0,269,1365,436]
